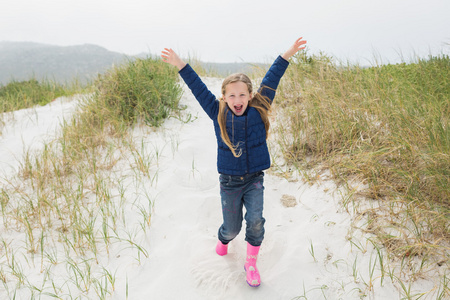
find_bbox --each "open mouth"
[234,105,243,114]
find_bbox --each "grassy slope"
[275,52,449,294]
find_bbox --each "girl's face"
[223,81,252,116]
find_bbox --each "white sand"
[0,79,438,299]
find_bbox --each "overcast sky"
[1,0,449,64]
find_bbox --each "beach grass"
[1,49,449,298]
[93,56,182,127]
[0,78,84,113]
[0,56,182,298]
[274,51,449,296]
[0,78,86,136]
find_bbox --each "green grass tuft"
[0,79,82,113]
[92,57,182,127]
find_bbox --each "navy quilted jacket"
[179,55,289,175]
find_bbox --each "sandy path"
[2,80,428,299]
[119,78,400,300]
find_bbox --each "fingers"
[161,48,186,69]
[282,37,307,60]
[162,48,172,54]
[296,38,307,46]
[161,48,174,62]
[294,37,307,51]
[161,48,171,57]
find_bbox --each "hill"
[0,41,130,85]
[0,42,269,86]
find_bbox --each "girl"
[161,37,306,287]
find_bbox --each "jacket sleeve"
[178,64,219,120]
[258,55,289,103]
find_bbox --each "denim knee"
[245,217,265,246]
[218,223,242,244]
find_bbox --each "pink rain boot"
[216,240,228,256]
[244,242,261,287]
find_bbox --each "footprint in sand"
[280,194,297,207]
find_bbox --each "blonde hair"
[218,73,273,157]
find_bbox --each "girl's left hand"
[282,37,307,60]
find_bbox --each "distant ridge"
[0,42,269,85]
[0,41,130,85]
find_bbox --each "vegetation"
[0,79,84,136]
[93,57,182,127]
[1,48,449,298]
[275,52,449,296]
[0,79,79,113]
[0,56,182,298]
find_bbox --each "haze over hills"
[0,42,267,86]
[0,42,130,85]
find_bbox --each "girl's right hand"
[161,48,187,70]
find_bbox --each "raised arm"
[161,47,219,120]
[257,37,307,102]
[161,48,187,70]
[281,37,307,61]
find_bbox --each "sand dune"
[0,78,437,299]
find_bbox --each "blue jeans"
[218,171,265,247]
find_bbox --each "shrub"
[92,57,182,127]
